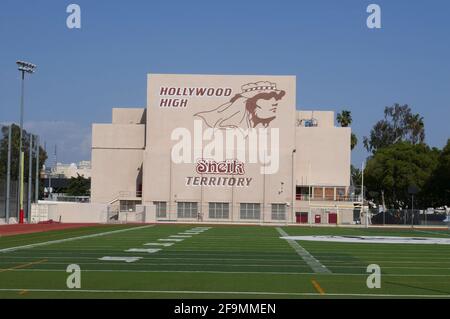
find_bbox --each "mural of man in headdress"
[194,81,286,130]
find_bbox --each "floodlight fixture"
[16,60,37,74]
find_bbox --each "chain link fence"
[369,208,449,227]
[1,124,39,223]
[0,179,34,222]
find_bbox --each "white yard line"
[276,227,331,274]
[2,260,449,270]
[0,288,448,298]
[144,243,174,247]
[125,248,161,254]
[2,256,450,265]
[98,257,142,263]
[0,225,154,253]
[5,250,450,260]
[4,268,450,277]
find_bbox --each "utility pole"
[16,60,36,223]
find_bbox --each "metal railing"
[296,194,361,202]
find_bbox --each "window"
[325,187,334,200]
[209,202,229,219]
[119,200,140,212]
[313,187,324,200]
[296,186,311,200]
[336,187,346,200]
[177,202,198,218]
[240,203,260,220]
[271,204,286,220]
[154,201,167,218]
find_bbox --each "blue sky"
[1,0,449,166]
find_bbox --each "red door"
[315,215,321,224]
[295,213,301,223]
[300,212,308,223]
[328,213,337,224]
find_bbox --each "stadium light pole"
[16,60,37,224]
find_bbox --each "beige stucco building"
[91,74,358,225]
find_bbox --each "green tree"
[424,139,450,207]
[336,110,358,150]
[0,124,47,184]
[364,142,440,208]
[350,164,362,187]
[65,173,91,196]
[350,134,358,151]
[363,103,425,153]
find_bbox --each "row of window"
[154,201,287,220]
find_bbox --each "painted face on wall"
[245,91,286,128]
[194,82,286,129]
[255,97,279,119]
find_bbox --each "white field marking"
[7,250,450,260]
[98,257,142,263]
[8,250,450,261]
[276,227,331,274]
[170,235,192,238]
[158,239,184,242]
[178,233,200,236]
[0,225,154,253]
[0,288,448,298]
[3,260,450,268]
[327,265,450,270]
[281,235,450,245]
[6,256,450,269]
[1,256,449,269]
[125,248,161,254]
[5,268,450,277]
[3,256,450,265]
[4,260,449,270]
[313,260,450,265]
[143,243,174,247]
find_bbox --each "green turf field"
[0,224,449,298]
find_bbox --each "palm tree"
[408,113,425,144]
[337,110,352,127]
[337,110,358,150]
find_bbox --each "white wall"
[39,202,108,223]
[296,126,351,187]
